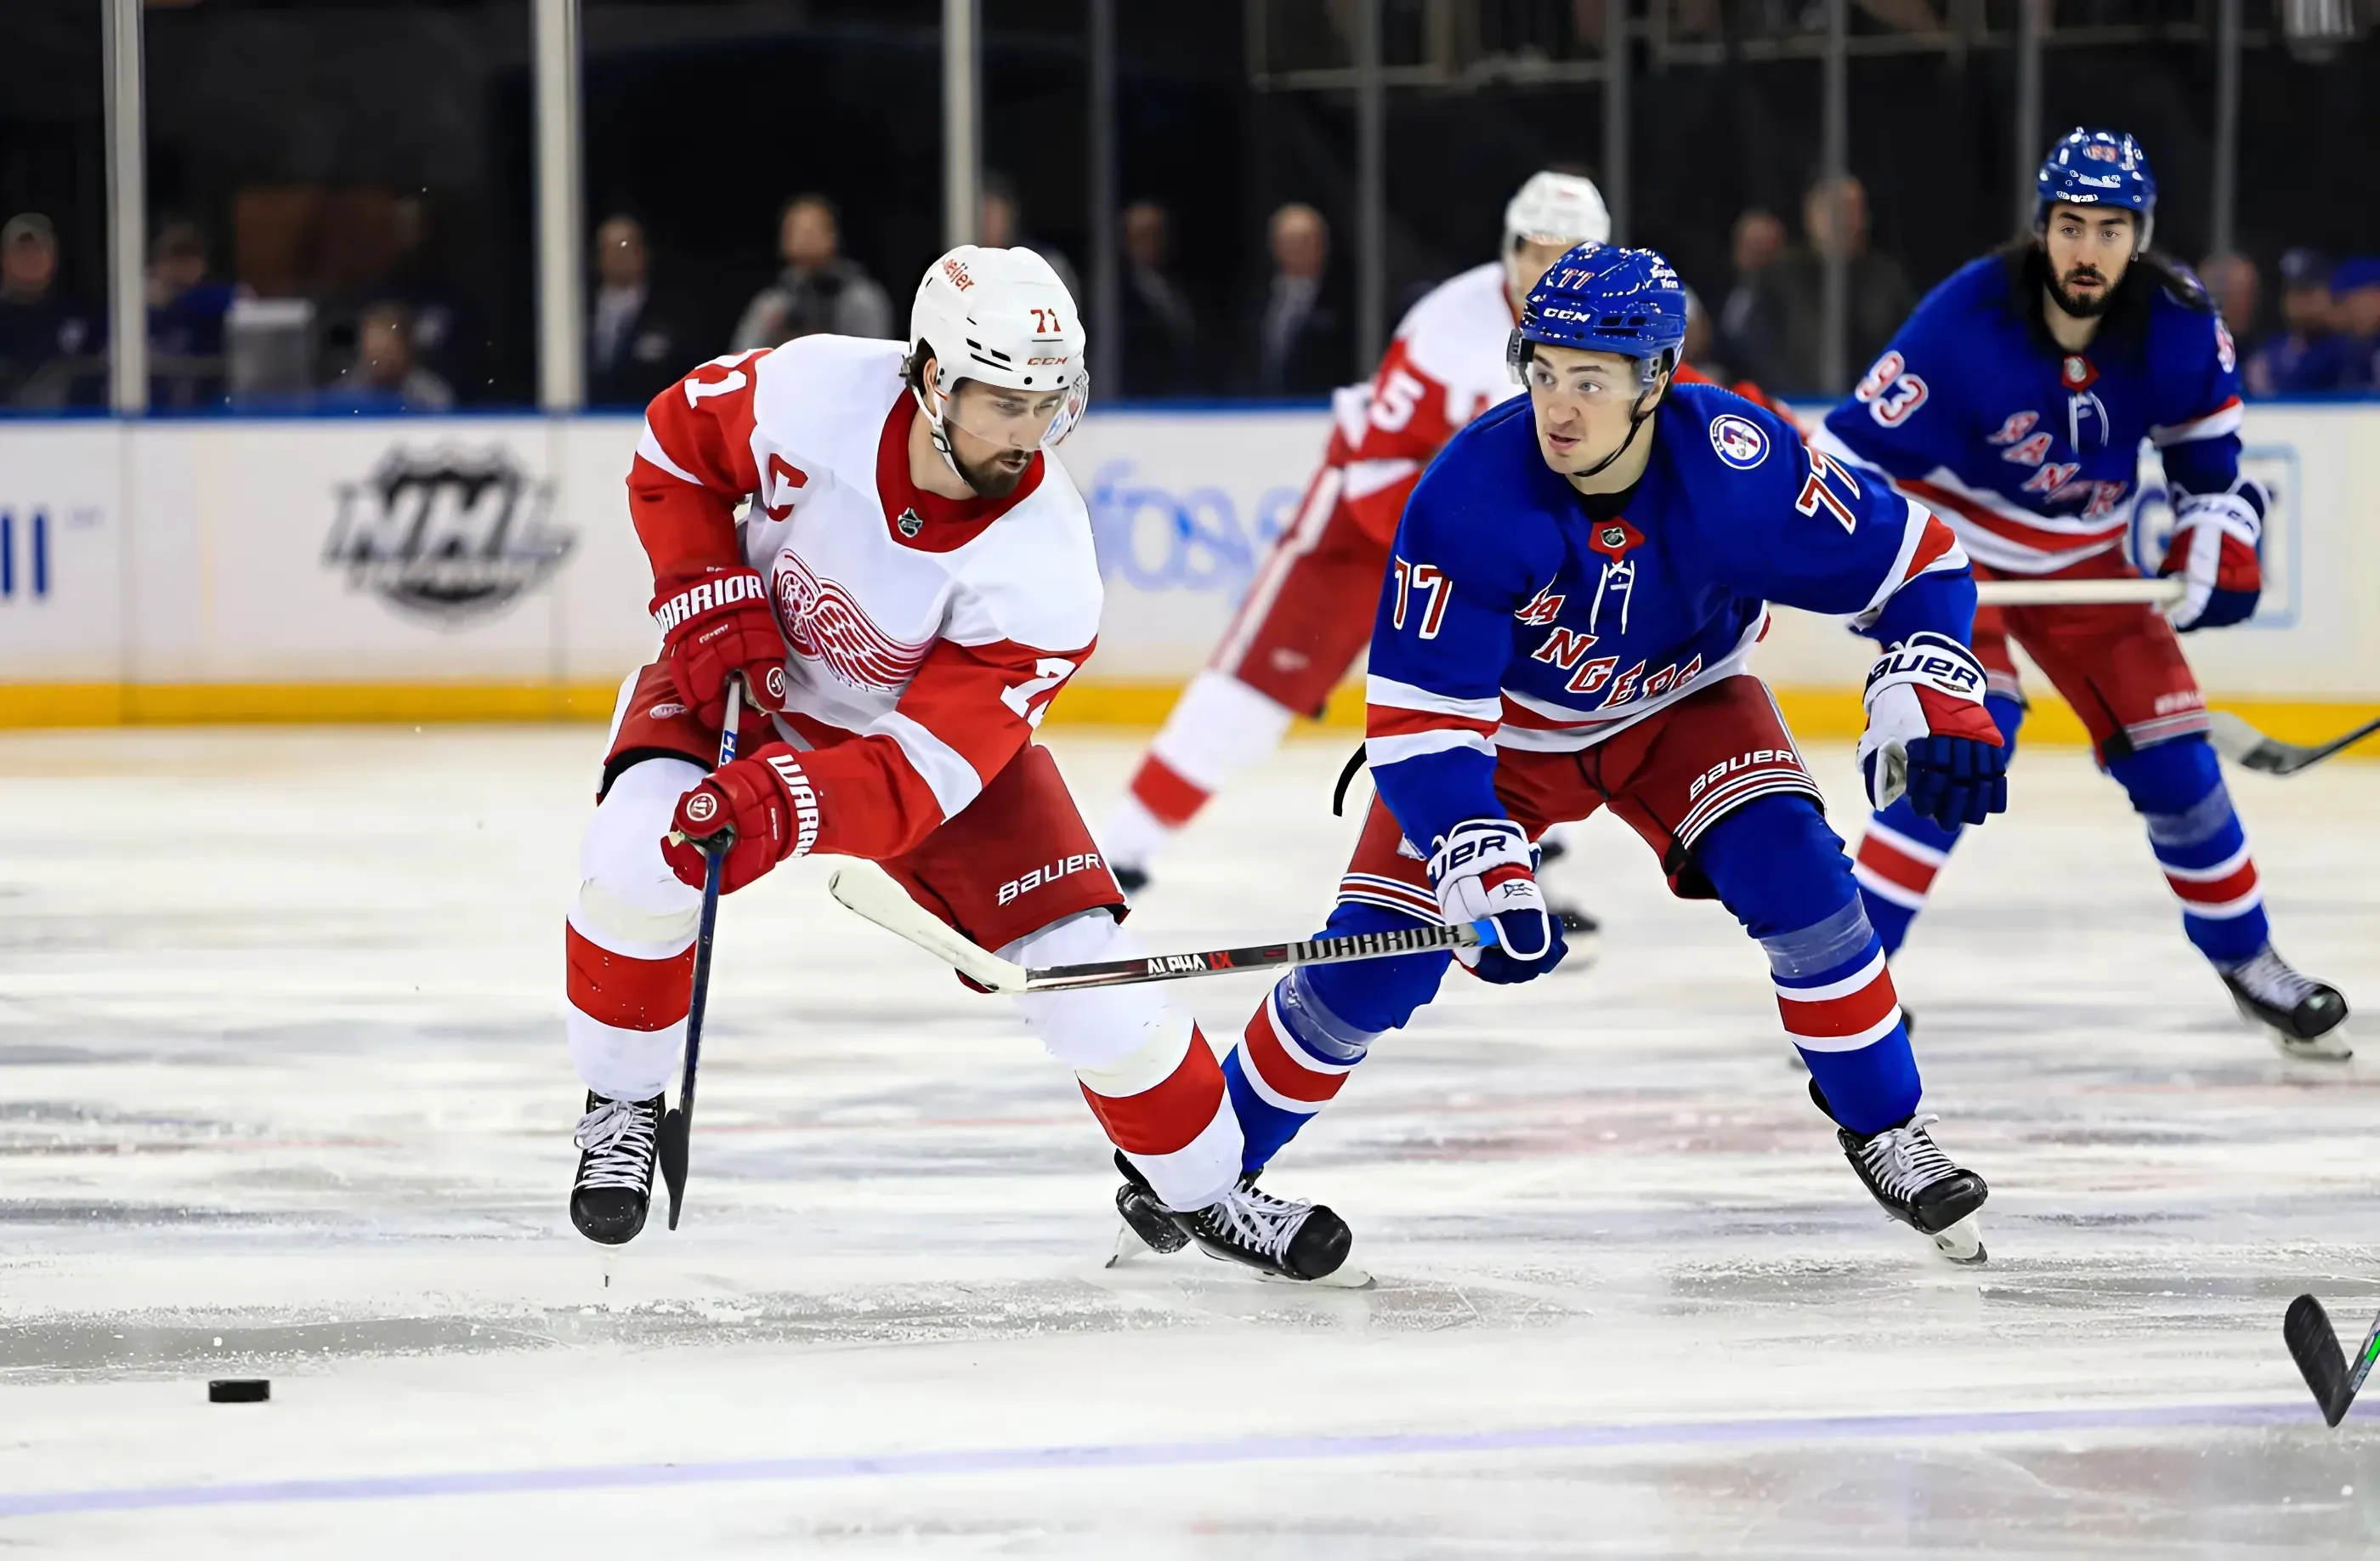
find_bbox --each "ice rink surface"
[2,724,2377,1557]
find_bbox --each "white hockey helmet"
[1504,171,1612,253]
[908,245,1090,473]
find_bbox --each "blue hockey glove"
[1859,633,2010,829]
[1427,819,1568,985]
[1898,734,2009,828]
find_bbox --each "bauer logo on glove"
[1425,819,1568,985]
[1857,632,2009,829]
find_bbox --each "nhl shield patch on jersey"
[1708,413,1769,469]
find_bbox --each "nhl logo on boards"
[897,507,924,538]
[1708,413,1769,469]
[324,446,573,623]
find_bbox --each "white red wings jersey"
[1323,262,1522,542]
[630,334,1101,858]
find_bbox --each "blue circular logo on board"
[1708,413,1769,469]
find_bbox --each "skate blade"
[1256,1260,1375,1290]
[2270,1026,2353,1062]
[1104,1218,1185,1267]
[1928,1215,1986,1265]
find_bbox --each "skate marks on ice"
[2,729,2378,1553]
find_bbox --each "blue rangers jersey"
[1364,380,1972,853]
[1817,254,2244,576]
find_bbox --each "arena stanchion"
[656,673,744,1231]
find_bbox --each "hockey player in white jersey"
[560,247,1352,1281]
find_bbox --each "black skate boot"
[2221,946,2351,1060]
[570,1091,663,1246]
[1810,1080,1988,1264]
[1111,1151,1362,1285]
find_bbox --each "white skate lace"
[2228,947,2319,1009]
[1205,1183,1312,1262]
[1859,1114,1960,1202]
[573,1098,658,1191]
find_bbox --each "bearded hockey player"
[1820,129,2351,1059]
[1120,244,2009,1266]
[561,247,1351,1282]
[1098,172,1616,892]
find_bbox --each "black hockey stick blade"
[2286,1294,2350,1425]
[2283,1292,2380,1426]
[2209,710,2380,778]
[656,1105,689,1229]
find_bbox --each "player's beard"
[956,446,1034,498]
[2048,264,2117,319]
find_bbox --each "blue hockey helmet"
[1507,243,1689,391]
[2035,128,2157,253]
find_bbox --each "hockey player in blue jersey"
[1821,129,2351,1059]
[1114,244,2010,1272]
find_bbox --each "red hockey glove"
[651,566,790,729]
[662,743,822,894]
[2159,490,2262,633]
[1427,819,1568,985]
[1858,633,2008,828]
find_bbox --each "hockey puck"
[207,1379,269,1404]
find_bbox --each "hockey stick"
[826,860,1591,993]
[2207,709,2380,778]
[654,675,743,1231]
[1973,577,2184,608]
[2283,1292,2380,1427]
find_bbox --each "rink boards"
[0,402,2375,741]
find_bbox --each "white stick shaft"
[1975,577,2184,608]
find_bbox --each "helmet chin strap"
[912,378,966,480]
[1572,372,1667,483]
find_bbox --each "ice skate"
[2221,946,2351,1060]
[570,1091,662,1246]
[1811,1080,1988,1264]
[1107,1160,1189,1265]
[1112,1152,1367,1286]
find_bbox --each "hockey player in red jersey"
[1101,172,1779,892]
[561,247,1352,1282]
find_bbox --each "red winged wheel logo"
[771,551,934,691]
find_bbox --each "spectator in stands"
[2246,248,2345,396]
[2332,256,2380,390]
[1716,208,1784,372]
[728,195,893,351]
[324,300,455,412]
[1119,201,1200,396]
[148,220,236,410]
[1739,174,1912,398]
[587,214,687,407]
[980,173,1081,304]
[1252,202,1351,396]
[0,213,99,406]
[2199,252,2260,347]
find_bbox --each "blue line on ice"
[0,1399,2316,1518]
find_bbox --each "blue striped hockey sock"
[2109,739,2270,968]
